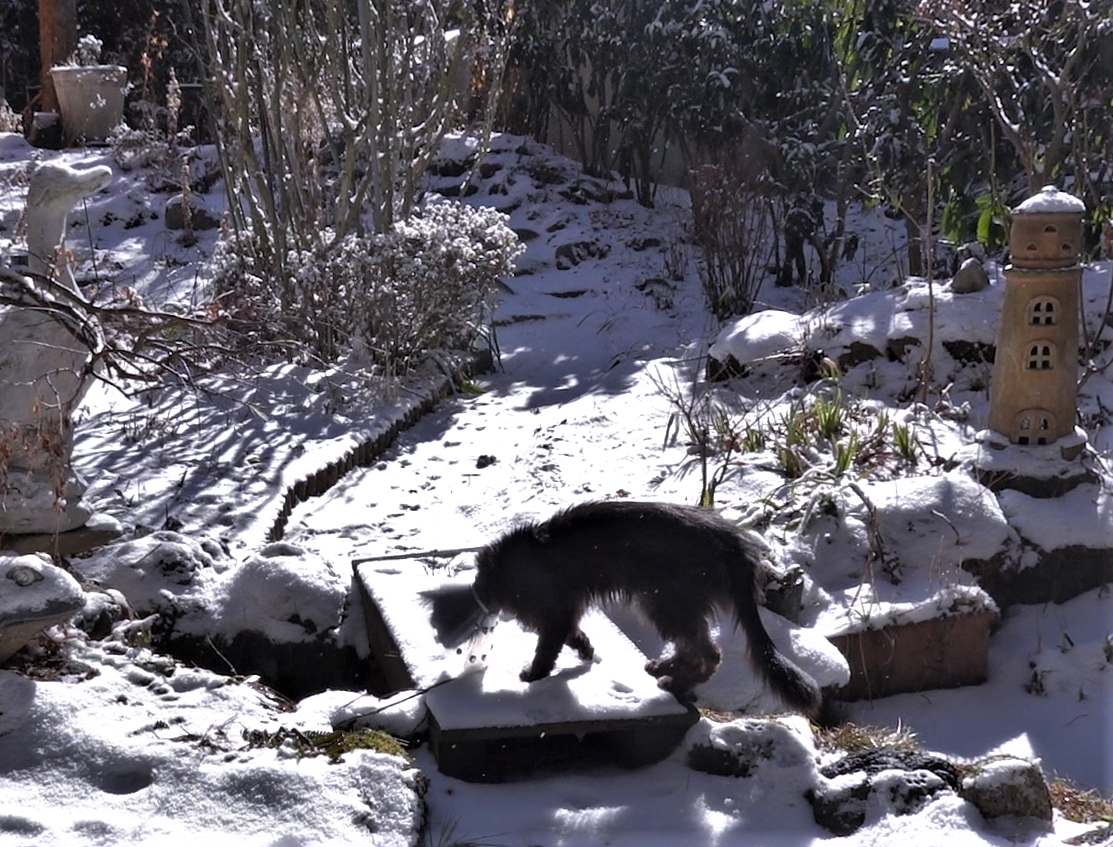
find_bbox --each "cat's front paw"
[564,628,595,662]
[656,676,696,703]
[519,666,548,683]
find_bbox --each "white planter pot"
[49,65,127,145]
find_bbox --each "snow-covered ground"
[0,130,1110,845]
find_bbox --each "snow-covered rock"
[960,755,1053,828]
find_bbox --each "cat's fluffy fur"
[424,500,821,715]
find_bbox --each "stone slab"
[3,512,122,560]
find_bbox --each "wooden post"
[38,0,77,112]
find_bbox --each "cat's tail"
[726,539,822,716]
[421,583,488,649]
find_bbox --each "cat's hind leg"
[644,610,721,696]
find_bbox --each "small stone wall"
[266,349,492,542]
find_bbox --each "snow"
[0,640,426,846]
[997,483,1113,550]
[425,608,689,730]
[815,584,997,638]
[0,130,1110,845]
[708,308,803,364]
[1015,186,1087,215]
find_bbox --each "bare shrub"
[0,99,20,133]
[687,146,777,319]
[187,0,514,371]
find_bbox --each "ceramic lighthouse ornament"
[987,186,1085,446]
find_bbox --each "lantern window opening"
[1014,409,1054,445]
[1027,297,1059,326]
[1026,342,1054,370]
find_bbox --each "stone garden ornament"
[0,161,111,535]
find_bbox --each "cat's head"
[421,583,493,649]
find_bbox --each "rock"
[808,747,962,836]
[952,256,990,293]
[686,715,819,782]
[0,552,87,663]
[434,183,479,198]
[164,193,220,231]
[634,277,675,310]
[71,588,131,639]
[762,564,806,624]
[942,339,995,366]
[554,239,610,269]
[820,747,962,786]
[29,111,62,149]
[809,771,872,835]
[956,241,988,263]
[260,541,307,558]
[706,353,747,382]
[960,756,1053,826]
[431,158,471,178]
[886,336,921,362]
[871,768,949,817]
[559,178,628,204]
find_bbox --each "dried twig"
[351,546,484,567]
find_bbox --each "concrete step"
[355,563,697,781]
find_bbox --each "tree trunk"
[38,0,76,112]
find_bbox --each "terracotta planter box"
[50,65,127,145]
[828,608,998,701]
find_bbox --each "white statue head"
[24,162,112,291]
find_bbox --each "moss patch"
[243,727,409,763]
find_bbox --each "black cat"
[424,500,821,715]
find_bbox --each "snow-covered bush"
[207,229,294,354]
[70,33,103,66]
[338,201,523,372]
[209,201,521,370]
